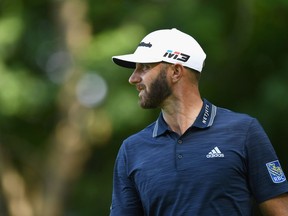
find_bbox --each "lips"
[136,84,145,97]
[136,84,145,92]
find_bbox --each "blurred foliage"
[0,0,287,215]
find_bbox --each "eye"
[135,63,153,73]
[141,63,150,70]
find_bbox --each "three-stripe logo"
[206,146,224,158]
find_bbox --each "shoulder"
[217,106,253,121]
[121,121,156,149]
[215,106,259,128]
[212,106,269,143]
[116,121,158,164]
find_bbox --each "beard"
[139,66,172,109]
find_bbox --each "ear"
[171,64,184,83]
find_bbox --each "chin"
[139,102,158,109]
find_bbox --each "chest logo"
[266,160,286,183]
[206,146,224,158]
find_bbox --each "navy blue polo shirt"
[110,99,288,216]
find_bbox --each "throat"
[164,115,197,135]
[162,101,203,135]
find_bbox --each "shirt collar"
[152,99,217,137]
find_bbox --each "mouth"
[136,84,145,92]
[136,84,145,97]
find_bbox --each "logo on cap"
[138,42,152,48]
[163,50,190,62]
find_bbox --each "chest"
[128,132,248,199]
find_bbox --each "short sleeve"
[245,118,288,203]
[110,144,144,216]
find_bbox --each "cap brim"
[112,54,162,69]
[112,54,136,68]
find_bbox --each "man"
[110,28,288,215]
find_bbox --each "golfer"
[110,28,288,215]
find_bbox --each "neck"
[161,94,203,135]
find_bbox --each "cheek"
[141,75,154,88]
[165,70,174,84]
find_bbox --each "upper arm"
[110,145,144,216]
[259,193,288,216]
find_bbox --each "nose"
[128,70,141,85]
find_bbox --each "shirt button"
[177,154,183,159]
[177,140,183,144]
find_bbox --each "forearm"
[259,193,288,216]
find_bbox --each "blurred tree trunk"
[0,145,33,216]
[0,0,94,215]
[39,1,92,215]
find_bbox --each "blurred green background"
[0,0,287,215]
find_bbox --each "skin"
[259,193,288,215]
[132,63,172,109]
[128,61,288,215]
[129,62,203,134]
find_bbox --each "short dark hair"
[161,61,201,84]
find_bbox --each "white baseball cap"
[112,28,206,72]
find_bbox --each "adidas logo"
[206,146,224,158]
